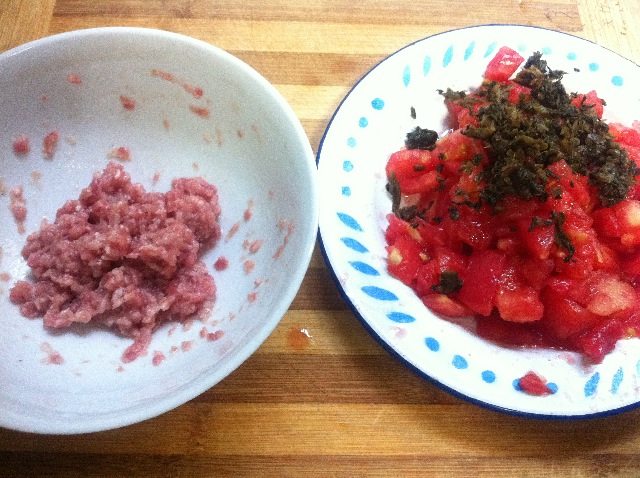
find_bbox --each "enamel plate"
[318,25,640,417]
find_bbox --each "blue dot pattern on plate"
[484,42,497,58]
[464,41,475,61]
[611,368,623,394]
[387,311,416,324]
[328,38,635,409]
[337,212,362,231]
[452,355,468,370]
[425,337,440,352]
[423,56,431,76]
[403,65,411,87]
[349,261,379,276]
[371,98,384,110]
[482,370,496,383]
[361,285,397,301]
[340,237,368,253]
[585,372,600,397]
[443,45,454,67]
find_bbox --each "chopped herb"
[386,173,401,215]
[413,163,426,172]
[397,205,420,221]
[410,106,417,119]
[551,211,575,261]
[529,216,553,231]
[432,271,463,294]
[405,126,439,150]
[446,51,637,208]
[448,206,460,220]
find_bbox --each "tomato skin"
[571,90,605,118]
[507,82,531,104]
[458,249,506,316]
[386,149,440,195]
[483,46,525,82]
[610,122,640,147]
[431,130,486,176]
[541,285,600,339]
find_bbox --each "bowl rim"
[0,26,319,434]
[316,23,640,420]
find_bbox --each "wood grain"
[2,1,640,476]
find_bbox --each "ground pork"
[10,162,221,362]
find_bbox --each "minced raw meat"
[10,162,221,362]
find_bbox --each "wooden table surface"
[2,1,640,476]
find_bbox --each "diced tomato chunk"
[496,285,544,323]
[422,294,471,318]
[484,46,525,82]
[610,122,640,147]
[541,285,600,339]
[571,90,605,118]
[518,372,553,396]
[458,250,506,316]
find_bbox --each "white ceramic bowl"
[0,27,317,433]
[318,24,640,418]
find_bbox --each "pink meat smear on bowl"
[10,162,221,362]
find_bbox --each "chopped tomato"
[484,46,525,82]
[384,46,640,363]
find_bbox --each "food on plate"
[384,46,640,363]
[10,162,221,362]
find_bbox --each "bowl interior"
[0,28,317,433]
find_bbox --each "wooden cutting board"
[1,1,640,476]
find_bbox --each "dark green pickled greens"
[442,51,638,207]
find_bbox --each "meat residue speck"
[200,327,224,342]
[108,146,131,161]
[152,351,166,366]
[120,95,136,111]
[151,69,204,98]
[244,199,254,221]
[214,256,229,271]
[12,135,30,156]
[273,219,295,259]
[9,186,26,234]
[67,73,82,85]
[40,342,64,365]
[247,239,263,254]
[189,105,210,119]
[247,291,257,303]
[243,260,255,274]
[43,131,59,159]
[181,340,193,352]
[225,222,240,242]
